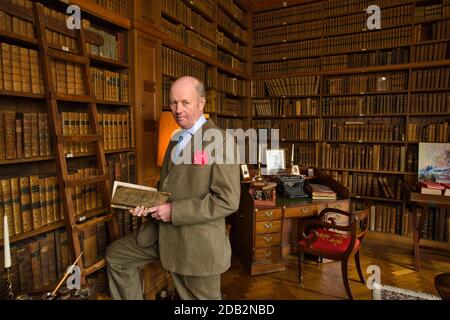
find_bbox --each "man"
[105,76,241,300]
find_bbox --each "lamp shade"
[157,111,180,167]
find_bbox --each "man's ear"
[199,96,206,110]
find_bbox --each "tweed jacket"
[136,119,241,276]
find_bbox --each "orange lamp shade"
[157,111,180,167]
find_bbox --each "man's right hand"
[129,206,154,217]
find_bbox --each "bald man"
[105,76,241,300]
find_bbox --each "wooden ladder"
[32,2,119,283]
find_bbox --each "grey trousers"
[105,231,222,300]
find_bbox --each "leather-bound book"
[39,236,50,286]
[19,176,32,232]
[10,177,23,235]
[47,232,57,282]
[29,240,42,290]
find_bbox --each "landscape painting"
[418,143,450,184]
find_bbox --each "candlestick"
[4,268,14,300]
[4,215,11,268]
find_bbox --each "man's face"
[169,81,205,129]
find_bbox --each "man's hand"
[149,203,172,222]
[129,203,172,222]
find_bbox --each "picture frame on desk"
[241,164,251,181]
[266,149,285,175]
[291,165,300,176]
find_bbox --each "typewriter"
[276,175,308,199]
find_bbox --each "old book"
[15,115,23,159]
[81,225,98,267]
[31,113,38,157]
[19,176,32,233]
[39,236,50,286]
[28,240,42,290]
[23,113,32,158]
[1,43,13,91]
[17,243,32,292]
[0,112,5,160]
[4,111,16,160]
[38,113,46,157]
[47,232,57,282]
[111,181,170,210]
[29,175,42,230]
[60,231,70,271]
[11,177,23,235]
[38,177,47,227]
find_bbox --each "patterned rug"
[372,283,441,300]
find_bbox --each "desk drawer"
[327,200,349,212]
[284,205,318,218]
[255,232,281,248]
[255,208,282,221]
[255,220,281,234]
[254,247,281,263]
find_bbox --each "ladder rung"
[81,258,106,277]
[66,174,108,187]
[56,93,95,103]
[76,207,108,223]
[59,135,101,143]
[73,213,113,231]
[48,47,89,65]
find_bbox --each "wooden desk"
[408,193,450,271]
[230,172,350,275]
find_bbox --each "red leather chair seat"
[299,228,360,255]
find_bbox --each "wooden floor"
[222,232,450,300]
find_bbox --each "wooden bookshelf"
[0,0,137,298]
[251,0,450,243]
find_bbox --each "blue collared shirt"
[175,115,207,159]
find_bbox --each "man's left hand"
[148,203,172,222]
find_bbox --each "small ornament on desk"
[291,165,300,176]
[240,164,251,181]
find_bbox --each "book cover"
[110,181,170,210]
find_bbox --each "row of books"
[322,94,407,115]
[218,0,248,23]
[218,51,245,73]
[0,111,52,161]
[417,19,450,42]
[328,170,402,200]
[252,1,322,30]
[217,8,248,43]
[410,93,450,113]
[265,76,320,96]
[216,117,247,130]
[324,73,408,94]
[254,119,322,140]
[0,1,34,39]
[0,43,43,94]
[319,143,409,172]
[411,67,450,89]
[412,42,448,63]
[216,30,246,60]
[253,38,322,62]
[49,58,85,95]
[0,230,70,295]
[217,73,246,96]
[68,168,104,216]
[253,57,321,77]
[324,0,413,19]
[415,2,448,21]
[206,90,244,116]
[91,67,129,102]
[253,20,322,46]
[0,175,63,239]
[86,22,127,63]
[162,46,208,85]
[253,98,319,117]
[323,119,405,142]
[46,28,77,53]
[323,4,414,36]
[323,48,410,71]
[90,0,129,18]
[61,111,131,154]
[162,76,173,109]
[406,121,449,142]
[162,0,215,41]
[282,143,317,167]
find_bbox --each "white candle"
[4,215,11,268]
[258,144,262,164]
[291,144,294,163]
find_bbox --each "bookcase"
[158,0,252,131]
[0,0,138,298]
[251,0,450,243]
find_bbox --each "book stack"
[305,183,337,200]
[419,180,446,195]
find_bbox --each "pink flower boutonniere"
[194,150,209,165]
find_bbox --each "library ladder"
[32,2,119,283]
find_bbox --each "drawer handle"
[264,211,273,217]
[301,208,310,213]
[264,251,272,257]
[264,236,272,242]
[264,222,273,229]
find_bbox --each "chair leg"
[355,250,365,284]
[298,252,304,285]
[341,259,353,300]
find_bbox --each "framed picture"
[291,165,300,176]
[266,149,285,175]
[307,168,315,177]
[418,143,450,184]
[241,164,251,180]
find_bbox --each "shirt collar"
[186,115,207,136]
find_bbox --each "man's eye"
[183,101,190,106]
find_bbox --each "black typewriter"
[276,175,308,199]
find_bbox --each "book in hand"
[111,181,170,210]
[305,183,337,200]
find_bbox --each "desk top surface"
[255,196,348,210]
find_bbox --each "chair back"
[353,203,371,241]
